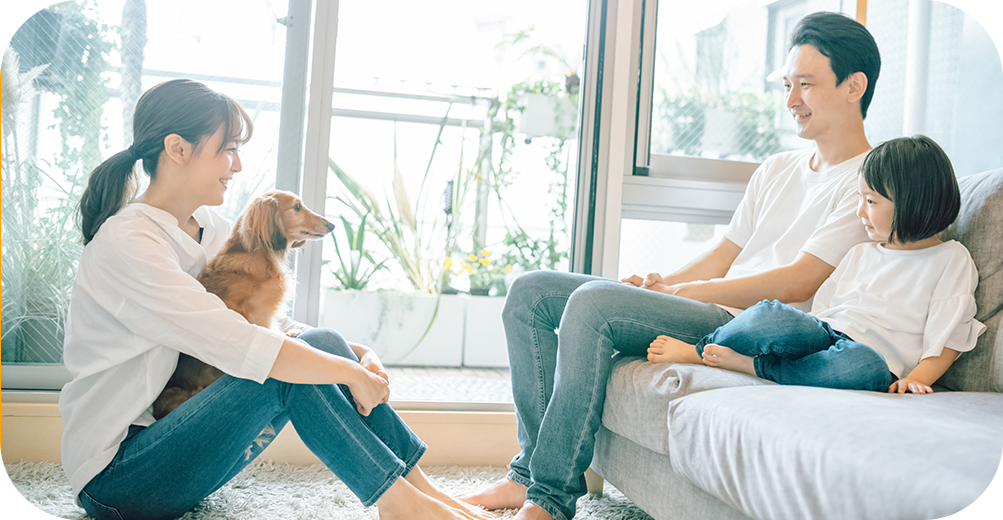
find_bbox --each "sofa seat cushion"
[602,356,772,454]
[668,385,1003,520]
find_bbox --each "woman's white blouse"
[58,203,286,499]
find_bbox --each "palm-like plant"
[327,213,388,290]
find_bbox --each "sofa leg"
[585,468,604,497]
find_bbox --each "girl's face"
[188,126,241,207]
[856,174,894,243]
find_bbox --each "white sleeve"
[921,251,986,359]
[800,176,871,268]
[83,226,284,383]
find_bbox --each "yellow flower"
[479,258,490,266]
[505,264,512,273]
[480,248,491,257]
[462,263,471,273]
[468,254,478,262]
[444,257,453,270]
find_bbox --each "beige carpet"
[5,461,653,519]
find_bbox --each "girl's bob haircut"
[860,135,960,244]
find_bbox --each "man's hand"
[621,272,665,289]
[888,378,934,394]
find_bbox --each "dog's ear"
[240,195,287,251]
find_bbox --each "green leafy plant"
[327,213,388,291]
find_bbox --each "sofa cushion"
[940,168,1003,392]
[602,355,772,454]
[668,386,1003,520]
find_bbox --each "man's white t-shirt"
[59,203,287,501]
[721,148,872,314]
[811,240,985,378]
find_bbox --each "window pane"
[650,0,842,163]
[319,1,587,401]
[1,0,289,367]
[617,220,727,281]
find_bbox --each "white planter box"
[320,291,510,368]
[322,291,465,366]
[463,296,509,367]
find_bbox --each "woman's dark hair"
[860,135,960,244]
[78,79,252,244]
[789,12,881,119]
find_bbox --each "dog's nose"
[325,221,335,233]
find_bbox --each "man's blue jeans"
[503,271,735,520]
[696,299,895,391]
[78,329,426,520]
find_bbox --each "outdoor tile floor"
[386,366,513,403]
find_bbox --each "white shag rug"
[6,461,653,520]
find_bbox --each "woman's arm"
[269,337,390,415]
[888,348,959,394]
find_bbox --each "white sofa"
[590,168,1003,520]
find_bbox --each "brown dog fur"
[152,190,334,420]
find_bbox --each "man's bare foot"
[702,344,755,376]
[458,477,527,510]
[406,466,495,519]
[377,477,483,520]
[647,335,704,364]
[513,501,554,520]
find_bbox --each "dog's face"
[239,190,335,252]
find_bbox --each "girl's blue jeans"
[696,299,896,392]
[78,329,426,520]
[502,271,736,520]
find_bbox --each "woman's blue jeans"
[78,328,426,520]
[503,271,735,520]
[696,299,895,391]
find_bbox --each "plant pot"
[469,288,491,296]
[463,296,508,367]
[321,290,464,366]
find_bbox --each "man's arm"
[649,249,836,309]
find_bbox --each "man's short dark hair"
[790,12,881,119]
[861,135,960,244]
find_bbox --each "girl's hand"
[347,365,391,416]
[888,378,934,394]
[359,350,390,386]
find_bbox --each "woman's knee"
[297,328,357,361]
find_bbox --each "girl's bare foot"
[702,344,755,376]
[458,477,527,510]
[406,466,495,519]
[377,477,483,520]
[647,335,704,364]
[513,501,554,520]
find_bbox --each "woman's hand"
[351,343,389,384]
[888,378,934,394]
[347,364,391,416]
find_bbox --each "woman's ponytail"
[79,149,139,245]
[77,79,252,245]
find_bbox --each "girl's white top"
[811,240,986,378]
[59,203,286,500]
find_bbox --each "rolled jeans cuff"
[507,468,533,488]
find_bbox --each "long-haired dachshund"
[152,190,334,420]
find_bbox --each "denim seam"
[309,385,400,476]
[563,318,610,494]
[401,438,428,478]
[359,459,407,508]
[507,469,533,488]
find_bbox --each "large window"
[2,0,295,386]
[317,1,587,402]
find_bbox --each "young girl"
[59,79,490,520]
[647,135,985,393]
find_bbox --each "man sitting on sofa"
[458,12,883,520]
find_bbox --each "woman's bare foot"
[701,344,755,376]
[513,501,553,520]
[647,335,704,364]
[377,477,483,520]
[405,466,495,519]
[458,477,527,510]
